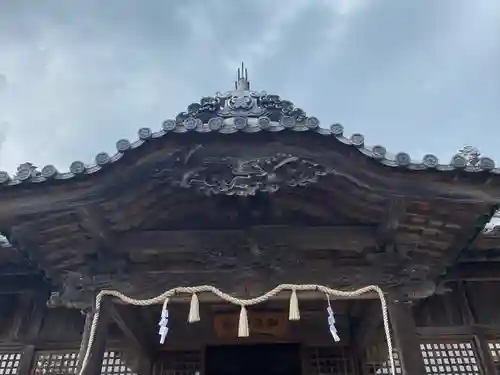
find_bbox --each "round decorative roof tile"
[162,119,176,132]
[41,165,58,178]
[70,161,86,175]
[395,152,411,167]
[306,117,320,129]
[183,118,197,130]
[257,116,271,129]
[479,157,495,170]
[450,154,467,168]
[422,154,439,168]
[116,139,131,152]
[208,117,223,131]
[234,117,248,130]
[330,123,344,136]
[280,116,296,128]
[95,152,111,166]
[138,127,152,140]
[17,168,32,181]
[372,145,387,159]
[350,133,364,147]
[0,171,10,184]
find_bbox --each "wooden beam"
[108,304,154,356]
[9,225,60,286]
[353,301,383,351]
[447,262,500,281]
[388,299,426,375]
[24,292,48,344]
[376,197,406,246]
[120,225,377,255]
[77,205,117,252]
[0,274,49,294]
[17,345,36,375]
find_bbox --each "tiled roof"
[0,73,496,187]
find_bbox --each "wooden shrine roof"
[0,73,500,307]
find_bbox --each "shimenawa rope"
[77,284,396,375]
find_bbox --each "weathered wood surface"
[1,192,493,307]
[388,299,427,375]
[0,137,498,310]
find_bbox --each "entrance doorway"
[205,343,301,375]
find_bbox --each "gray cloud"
[0,0,499,173]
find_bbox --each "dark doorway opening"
[205,343,301,375]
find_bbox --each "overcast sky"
[0,0,499,174]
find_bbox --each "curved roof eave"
[0,121,497,188]
[0,71,497,187]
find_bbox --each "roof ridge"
[0,88,496,186]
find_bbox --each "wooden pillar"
[17,345,36,375]
[17,292,48,375]
[80,297,111,375]
[388,299,426,375]
[77,309,95,375]
[458,281,497,375]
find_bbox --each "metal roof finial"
[235,62,250,91]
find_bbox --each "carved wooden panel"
[101,351,136,375]
[420,341,480,374]
[303,346,354,375]
[32,350,78,374]
[153,351,201,375]
[0,352,21,375]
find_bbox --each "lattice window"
[33,351,78,374]
[420,342,480,375]
[304,346,354,375]
[153,351,201,375]
[364,346,402,374]
[488,341,500,371]
[0,353,21,375]
[101,351,136,375]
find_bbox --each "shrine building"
[1,66,500,375]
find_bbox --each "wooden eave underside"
[0,133,499,303]
[1,132,500,215]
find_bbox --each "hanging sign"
[213,311,289,339]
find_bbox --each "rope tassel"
[188,293,200,323]
[238,305,249,337]
[289,289,300,320]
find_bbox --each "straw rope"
[77,284,396,375]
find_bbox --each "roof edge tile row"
[0,118,496,187]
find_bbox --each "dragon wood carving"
[151,148,327,196]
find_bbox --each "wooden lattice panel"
[488,341,500,371]
[33,351,78,374]
[304,346,354,375]
[364,350,402,374]
[101,351,136,375]
[0,353,21,375]
[420,342,480,374]
[153,351,201,375]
